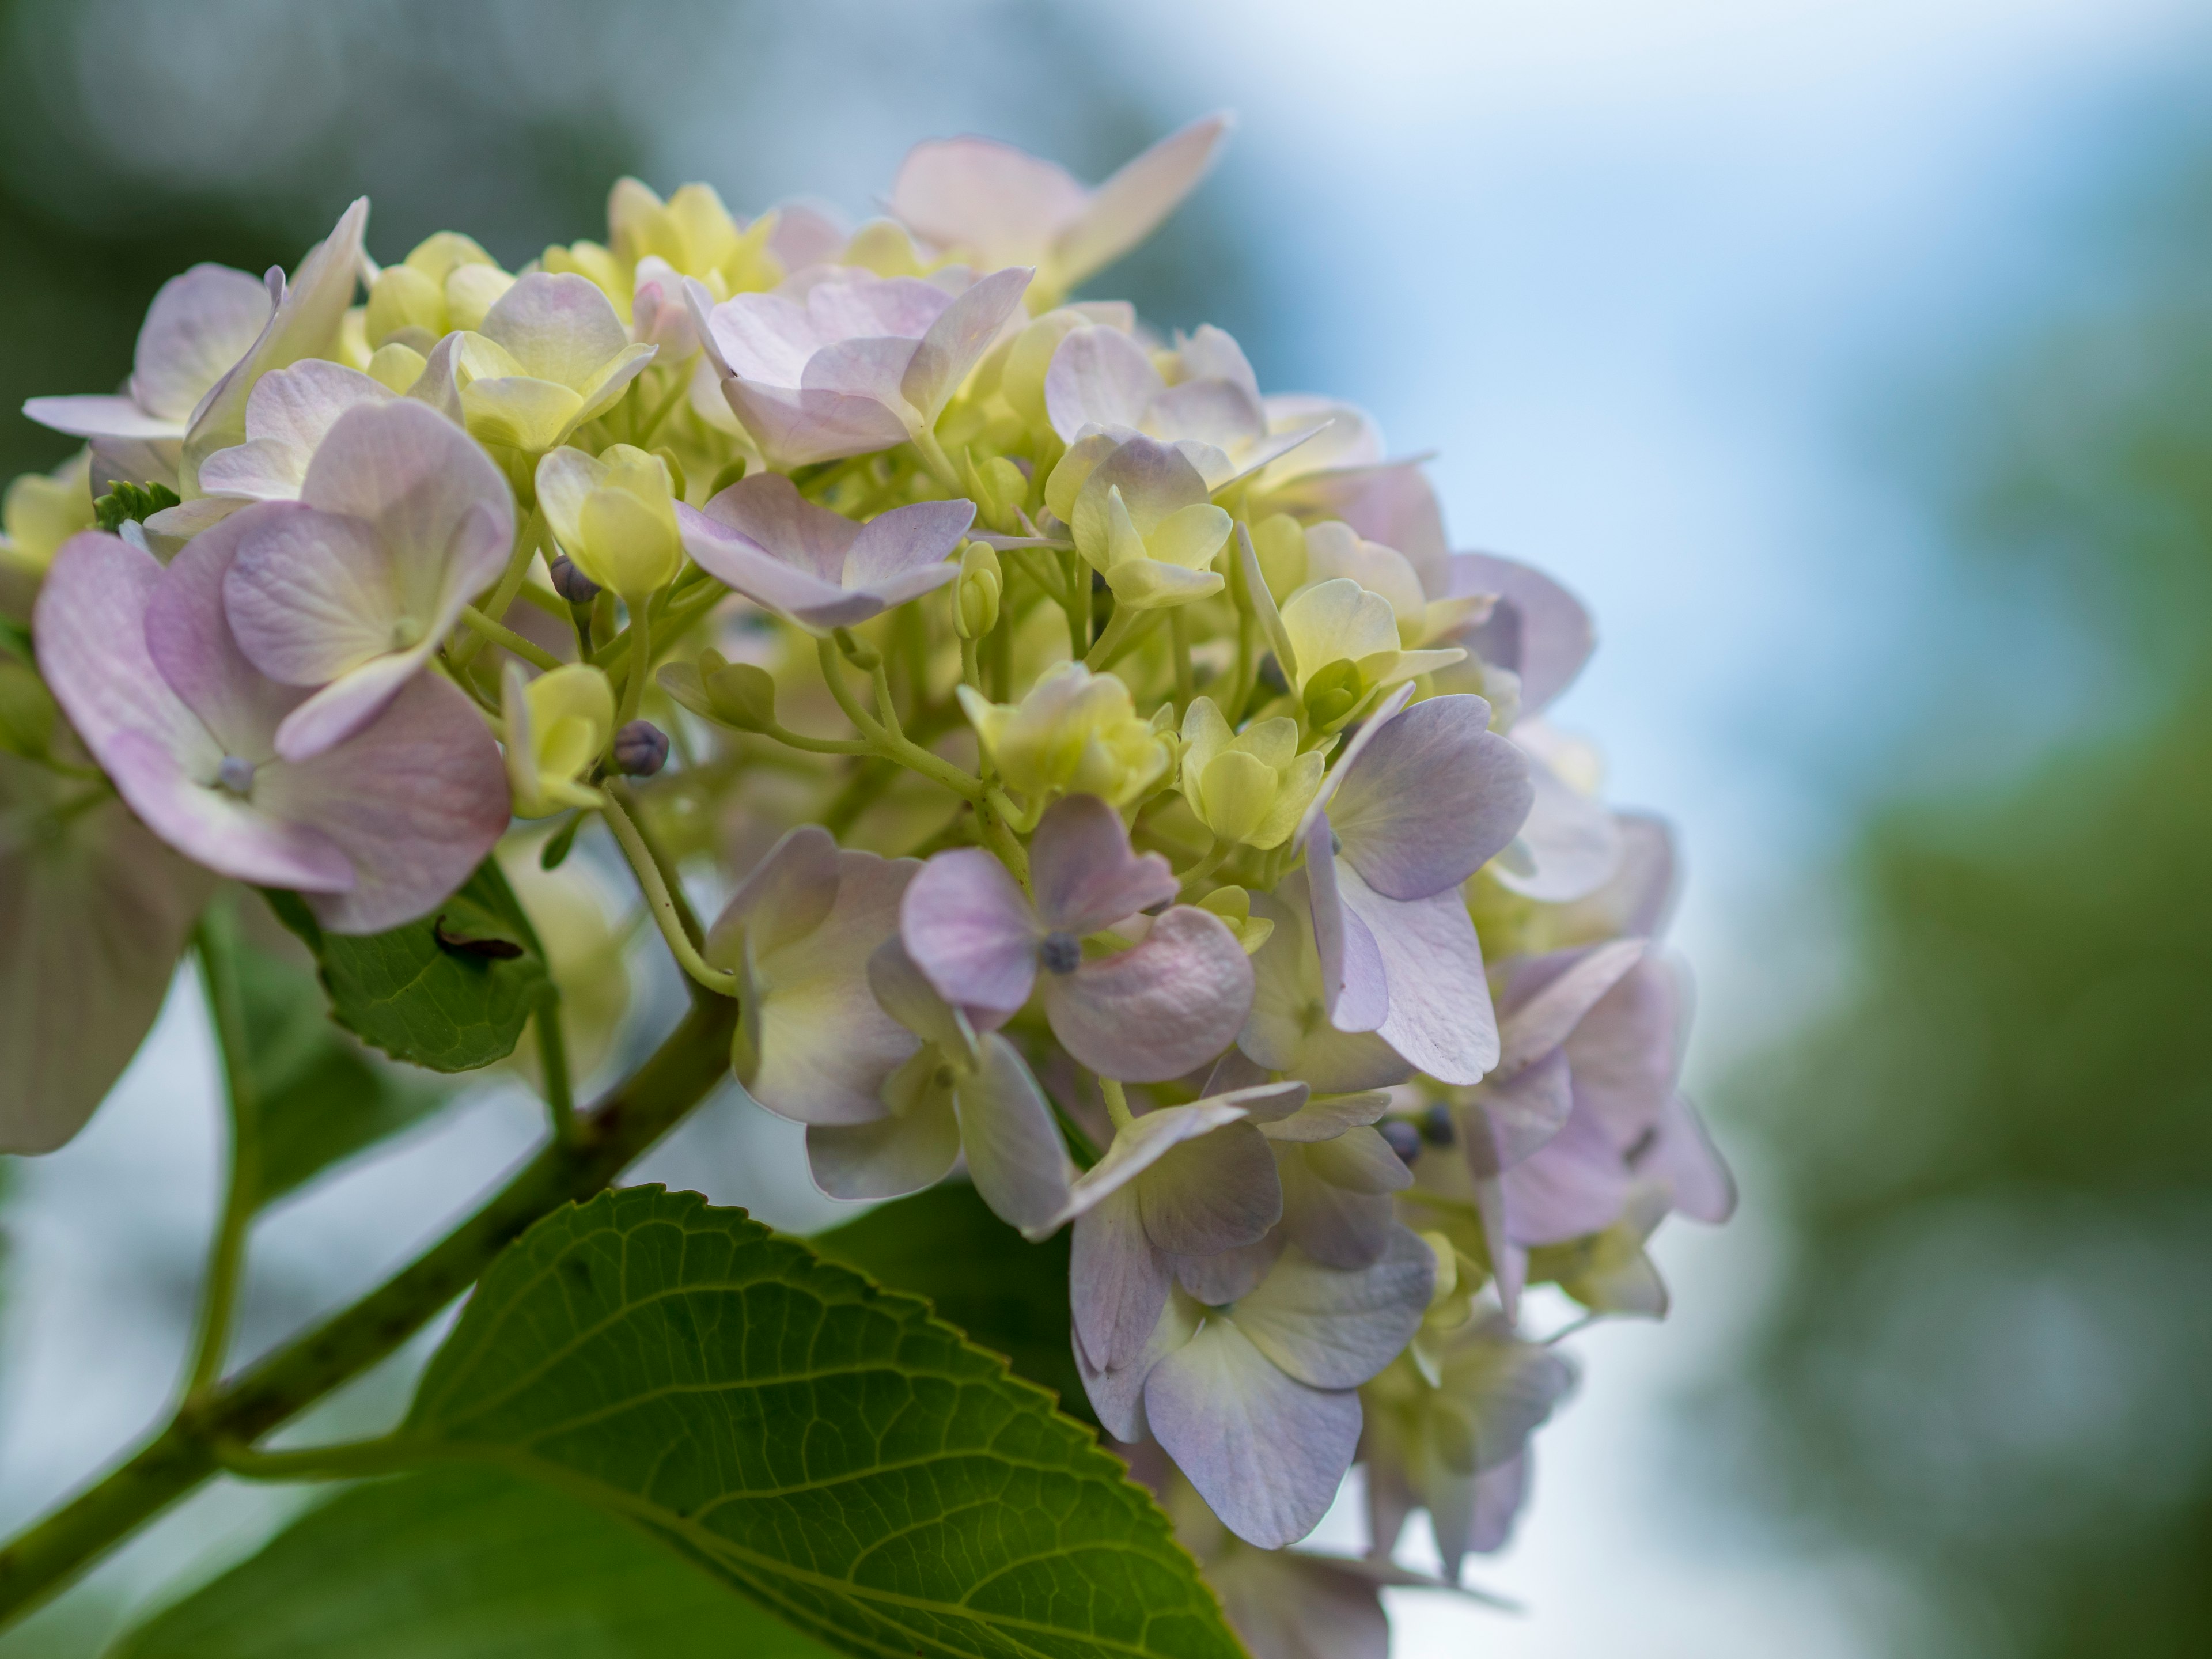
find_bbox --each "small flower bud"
[832,627,880,671]
[703,654,779,732]
[1195,884,1275,955]
[502,661,615,818]
[1302,657,1365,732]
[952,541,1002,640]
[365,342,427,395]
[537,444,683,602]
[966,456,1030,535]
[1419,1101,1456,1147]
[1380,1119,1424,1165]
[0,661,57,761]
[612,719,671,777]
[549,555,601,605]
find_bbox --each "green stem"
[910,428,962,493]
[1169,605,1195,711]
[535,984,577,1144]
[459,605,561,672]
[184,904,258,1403]
[601,793,738,998]
[613,605,652,736]
[0,996,740,1632]
[815,637,983,801]
[1099,1077,1135,1133]
[634,363,696,448]
[451,502,545,668]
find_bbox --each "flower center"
[389,615,425,649]
[1329,828,1343,855]
[1038,930,1082,974]
[215,755,256,796]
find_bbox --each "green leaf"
[110,1467,842,1659]
[815,1180,1093,1426]
[91,480,180,531]
[264,860,550,1073]
[403,1186,1245,1659]
[232,938,452,1205]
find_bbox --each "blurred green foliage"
[1721,139,2212,1659]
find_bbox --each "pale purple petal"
[696,457,869,584]
[802,335,920,414]
[703,290,820,385]
[1208,1549,1389,1659]
[257,673,509,934]
[1498,1104,1631,1246]
[1027,793,1176,936]
[130,263,277,422]
[143,514,305,756]
[183,200,369,489]
[1636,1093,1737,1224]
[1267,460,1449,592]
[1136,1119,1281,1256]
[1565,951,1686,1149]
[891,137,1089,268]
[1329,695,1531,900]
[1463,1454,1533,1559]
[1053,113,1232,289]
[734,851,921,1126]
[1278,1146,1397,1270]
[806,1087,960,1202]
[1173,1232,1285,1305]
[272,650,432,764]
[297,400,514,596]
[1256,1091,1389,1144]
[1045,905,1253,1082]
[224,504,406,685]
[866,936,977,1054]
[0,756,213,1154]
[708,824,841,963]
[900,847,1039,1015]
[1070,1179,1173,1375]
[1239,878,1408,1090]
[1058,1098,1257,1222]
[29,536,326,885]
[1231,1231,1433,1390]
[1338,871,1498,1086]
[1450,552,1594,716]
[1074,1279,1198,1442]
[959,1033,1075,1236]
[1302,1125,1414,1195]
[201,359,395,501]
[1461,1048,1574,1177]
[1494,748,1624,903]
[1304,826,1388,1033]
[902,265,1032,421]
[721,377,915,468]
[1071,435,1210,540]
[1145,1316,1361,1549]
[21,395,184,442]
[676,505,869,629]
[1143,377,1265,453]
[1045,325,1161,442]
[1495,940,1647,1075]
[842,498,975,594]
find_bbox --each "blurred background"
[3,1,2210,1655]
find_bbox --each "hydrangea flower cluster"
[1,115,1733,1656]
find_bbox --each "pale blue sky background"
[6,2,2209,1653]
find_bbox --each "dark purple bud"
[549,555,601,605]
[1038,930,1082,974]
[612,720,669,777]
[1420,1101,1456,1147]
[1379,1119,1424,1166]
